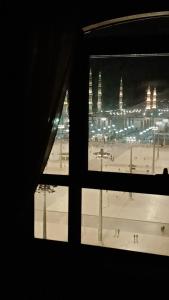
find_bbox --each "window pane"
[81,188,169,256]
[44,91,69,175]
[34,185,68,242]
[88,55,169,175]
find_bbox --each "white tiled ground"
[44,141,169,175]
[81,227,169,256]
[35,142,169,256]
[35,187,169,256]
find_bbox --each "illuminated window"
[36,12,169,257]
[88,54,169,175]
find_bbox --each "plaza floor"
[35,141,169,256]
[35,187,169,256]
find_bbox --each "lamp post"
[129,146,133,199]
[163,134,166,146]
[93,148,111,242]
[152,129,156,174]
[98,148,103,242]
[58,124,65,169]
[60,136,63,168]
[157,131,160,160]
[43,186,47,239]
[38,184,47,239]
[38,185,55,239]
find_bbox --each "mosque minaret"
[89,69,93,114]
[97,71,102,112]
[119,77,123,111]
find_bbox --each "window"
[88,54,169,175]
[34,185,68,241]
[35,92,69,241]
[44,91,69,175]
[81,189,169,255]
[36,12,169,256]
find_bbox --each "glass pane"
[88,55,169,175]
[34,185,68,242]
[44,91,69,175]
[82,188,169,256]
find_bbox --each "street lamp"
[129,146,133,199]
[37,184,55,239]
[163,133,166,146]
[152,128,158,174]
[156,130,160,160]
[60,137,63,168]
[98,149,103,242]
[58,124,65,168]
[93,148,111,242]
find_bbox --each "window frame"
[39,12,169,250]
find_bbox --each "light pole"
[93,148,111,242]
[163,134,166,146]
[98,148,103,242]
[43,186,47,239]
[157,131,160,160]
[58,124,65,169]
[129,146,133,174]
[129,146,133,199]
[60,136,63,168]
[38,184,55,239]
[152,130,156,174]
[38,184,47,239]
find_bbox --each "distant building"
[59,72,169,144]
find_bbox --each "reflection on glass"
[81,188,169,256]
[34,185,68,242]
[88,55,169,174]
[44,91,69,175]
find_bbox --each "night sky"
[90,55,169,110]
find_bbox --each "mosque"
[59,69,169,144]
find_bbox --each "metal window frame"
[39,14,169,247]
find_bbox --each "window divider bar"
[81,171,169,196]
[39,174,69,186]
[39,171,169,196]
[68,32,89,245]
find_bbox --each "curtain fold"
[24,22,80,195]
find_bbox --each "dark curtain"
[24,22,79,192]
[23,21,81,239]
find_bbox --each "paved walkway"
[35,208,169,256]
[36,141,169,255]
